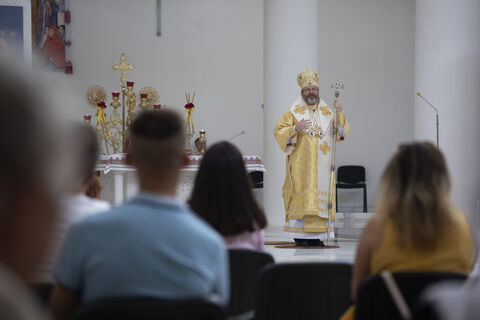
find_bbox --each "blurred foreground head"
[378,141,453,250]
[71,124,100,192]
[0,62,63,281]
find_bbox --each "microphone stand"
[229,130,246,141]
[416,92,439,148]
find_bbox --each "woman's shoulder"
[365,213,386,234]
[451,209,468,222]
[361,213,387,251]
[225,228,265,251]
[449,209,473,236]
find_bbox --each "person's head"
[58,25,65,35]
[128,110,185,193]
[0,63,60,280]
[85,175,102,199]
[48,26,55,38]
[301,85,319,105]
[377,142,453,250]
[71,124,100,193]
[194,137,201,151]
[188,141,267,236]
[297,67,320,105]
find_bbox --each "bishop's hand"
[295,119,311,132]
[333,100,343,113]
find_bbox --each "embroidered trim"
[320,106,332,115]
[320,141,331,155]
[337,111,346,126]
[283,225,334,233]
[294,105,307,114]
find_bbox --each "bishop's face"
[301,85,319,105]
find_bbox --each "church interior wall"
[316,0,416,213]
[44,0,264,156]
[415,0,480,222]
[40,0,419,216]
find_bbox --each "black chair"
[228,250,274,320]
[336,165,367,213]
[255,262,352,320]
[72,297,226,320]
[248,171,263,189]
[355,272,467,320]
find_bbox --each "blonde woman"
[340,142,476,320]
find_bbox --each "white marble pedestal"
[96,154,266,206]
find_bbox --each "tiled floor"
[263,226,358,264]
[265,226,480,276]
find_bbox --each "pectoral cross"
[320,141,331,155]
[112,53,135,84]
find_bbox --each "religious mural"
[0,6,24,56]
[31,0,70,72]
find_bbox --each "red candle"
[153,104,161,110]
[126,81,134,87]
[83,114,92,121]
[112,92,120,98]
[140,93,148,99]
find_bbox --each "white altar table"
[96,154,265,206]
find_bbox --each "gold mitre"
[297,67,319,89]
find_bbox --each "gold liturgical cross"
[320,141,331,155]
[112,53,135,84]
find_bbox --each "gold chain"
[308,104,323,137]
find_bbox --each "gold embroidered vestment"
[274,102,350,233]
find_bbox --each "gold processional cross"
[112,53,135,146]
[112,53,135,84]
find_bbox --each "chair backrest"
[72,297,226,320]
[337,166,365,184]
[228,249,274,318]
[255,262,352,320]
[355,272,467,320]
[248,171,264,188]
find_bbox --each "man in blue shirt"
[48,110,229,319]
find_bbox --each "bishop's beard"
[303,94,319,106]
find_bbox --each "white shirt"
[34,194,110,282]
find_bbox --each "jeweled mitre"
[297,67,319,89]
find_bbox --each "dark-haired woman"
[189,141,267,250]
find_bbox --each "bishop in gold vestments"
[274,68,350,241]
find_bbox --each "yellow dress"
[340,211,476,320]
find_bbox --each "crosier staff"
[326,80,345,245]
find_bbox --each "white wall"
[40,0,415,215]
[415,0,480,219]
[46,0,263,156]
[262,0,415,227]
[316,0,415,211]
[263,0,320,228]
